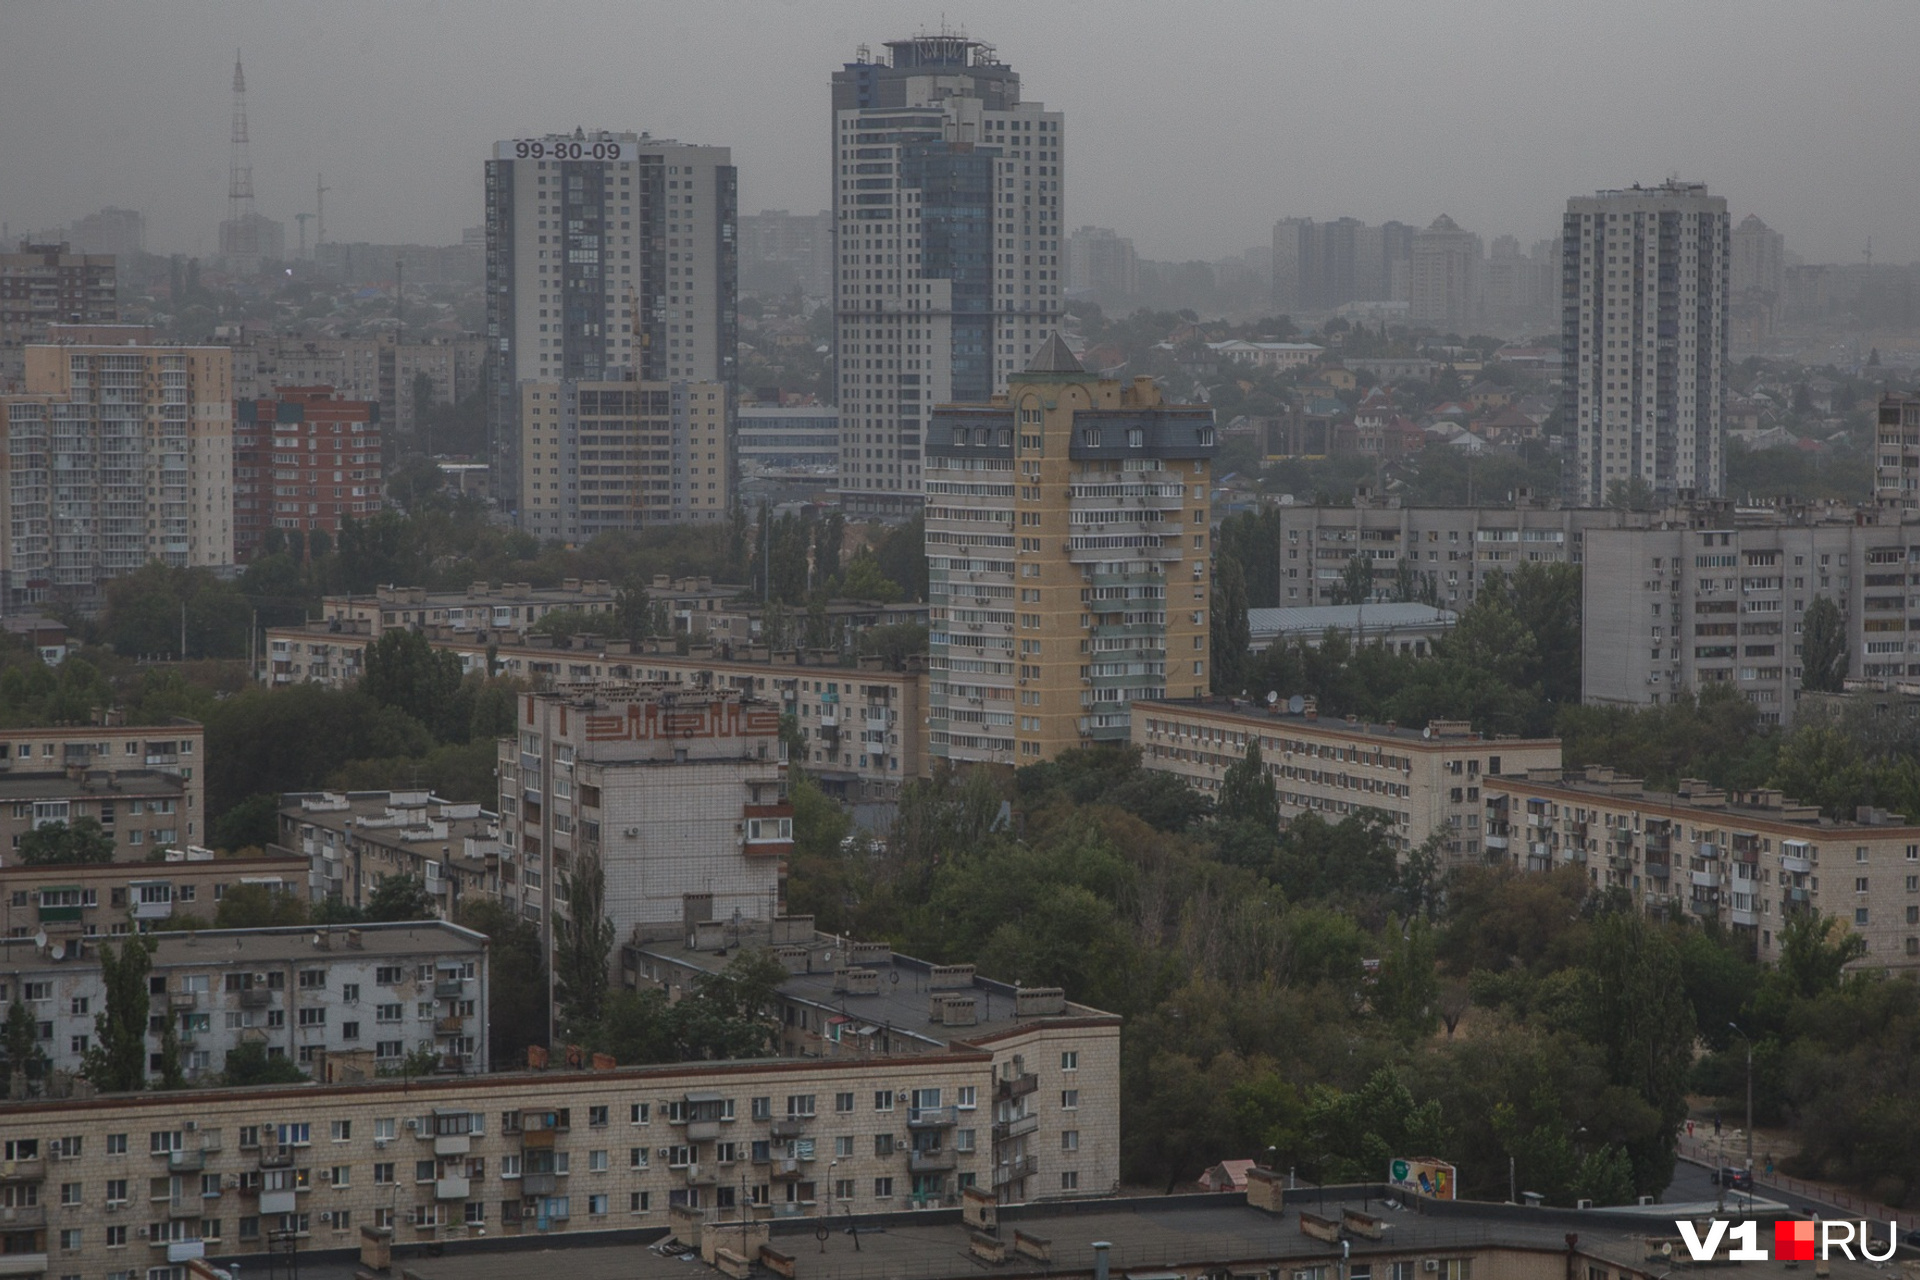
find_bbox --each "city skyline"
[3,2,1917,268]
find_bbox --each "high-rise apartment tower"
[832,35,1066,516]
[485,130,737,521]
[925,338,1215,766]
[1561,181,1729,505]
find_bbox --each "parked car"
[1711,1166,1754,1191]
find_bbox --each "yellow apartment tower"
[926,336,1216,765]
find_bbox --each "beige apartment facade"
[0,978,1116,1273]
[0,343,232,606]
[0,852,307,940]
[1485,766,1920,973]
[262,625,923,795]
[277,790,500,920]
[0,719,205,863]
[518,379,732,540]
[1134,698,1562,863]
[926,342,1216,766]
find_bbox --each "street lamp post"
[1730,1023,1755,1210]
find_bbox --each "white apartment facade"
[832,35,1066,515]
[0,921,490,1082]
[1562,181,1729,504]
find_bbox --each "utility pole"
[1731,1022,1755,1209]
[180,601,187,662]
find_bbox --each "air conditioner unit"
[1423,1262,1439,1273]
[373,1137,389,1149]
[254,972,269,984]
[320,1211,333,1223]
[48,1148,61,1162]
[658,1148,671,1158]
[225,1176,239,1189]
[405,1119,420,1131]
[184,1120,198,1132]
[1576,1198,1594,1210]
[137,1226,151,1238]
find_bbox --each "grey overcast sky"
[4,0,1917,266]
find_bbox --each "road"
[1664,1153,1912,1248]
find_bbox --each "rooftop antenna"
[315,173,330,247]
[222,51,258,268]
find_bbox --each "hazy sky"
[5,0,1918,266]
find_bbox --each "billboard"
[1388,1156,1456,1200]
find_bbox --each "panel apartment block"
[261,626,923,797]
[1562,181,1729,505]
[0,720,204,861]
[279,791,500,921]
[1271,493,1634,610]
[1134,700,1561,864]
[0,343,232,606]
[0,981,1114,1274]
[1875,392,1920,512]
[0,921,489,1082]
[833,35,1066,515]
[1486,766,1920,973]
[486,131,737,519]
[498,687,787,961]
[517,379,730,541]
[234,385,381,561]
[0,852,307,940]
[926,343,1215,765]
[0,242,116,378]
[1581,504,1920,725]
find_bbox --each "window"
[1061,1130,1079,1151]
[629,1191,651,1213]
[330,1166,350,1188]
[330,1121,351,1142]
[463,1203,484,1226]
[415,1160,436,1183]
[834,1136,854,1158]
[834,1092,855,1114]
[956,1129,976,1152]
[275,1124,310,1147]
[60,1181,80,1206]
[956,1086,977,1110]
[589,1150,609,1172]
[105,1223,128,1247]
[108,1133,127,1155]
[874,1134,894,1157]
[1060,1090,1079,1110]
[298,969,325,989]
[588,1106,608,1128]
[107,1178,128,1204]
[629,1104,650,1125]
[373,1163,394,1186]
[589,1194,609,1216]
[373,1118,395,1142]
[629,1148,649,1170]
[751,1097,771,1120]
[1061,1171,1078,1191]
[872,1091,893,1113]
[1060,1051,1078,1071]
[786,1095,815,1118]
[873,1177,894,1199]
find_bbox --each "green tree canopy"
[17,817,116,865]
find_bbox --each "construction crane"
[315,173,331,247]
[294,212,314,259]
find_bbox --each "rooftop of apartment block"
[0,768,184,803]
[247,1186,1901,1280]
[1492,765,1919,833]
[630,915,1115,1052]
[323,579,618,612]
[1147,697,1558,750]
[278,790,497,849]
[0,919,487,970]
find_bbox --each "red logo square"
[1775,1221,1816,1261]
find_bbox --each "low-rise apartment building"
[0,934,1114,1272]
[263,627,922,797]
[0,850,308,940]
[0,719,205,862]
[626,915,1120,1210]
[1581,501,1920,724]
[1876,391,1920,511]
[317,580,619,637]
[0,920,490,1083]
[1133,698,1562,863]
[275,791,500,920]
[500,686,788,958]
[1484,766,1920,972]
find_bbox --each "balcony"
[1782,854,1812,875]
[240,988,272,1009]
[992,1154,1035,1187]
[520,1130,557,1150]
[0,1158,44,1184]
[435,1176,470,1200]
[169,992,198,1010]
[909,1148,957,1174]
[260,1188,298,1214]
[1483,834,1509,851]
[257,1148,294,1169]
[167,1196,201,1220]
[35,904,81,924]
[683,1164,718,1187]
[0,1252,49,1277]
[434,1017,466,1035]
[1644,861,1670,879]
[131,899,174,921]
[769,1117,810,1139]
[522,1173,557,1196]
[995,1072,1038,1102]
[1608,855,1632,874]
[0,1204,46,1229]
[168,1149,203,1173]
[434,979,465,998]
[1690,869,1719,888]
[686,1121,721,1143]
[433,1134,471,1157]
[907,1105,957,1129]
[769,1158,809,1181]
[992,1113,1039,1141]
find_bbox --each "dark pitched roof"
[1026,332,1084,374]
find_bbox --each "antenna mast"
[221,51,259,269]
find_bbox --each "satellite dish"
[49,940,65,960]
[1287,695,1305,715]
[1265,691,1279,706]
[1423,726,1433,739]
[33,931,47,950]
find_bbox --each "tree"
[1,998,48,1098]
[1580,911,1694,1194]
[556,852,616,1033]
[223,1039,309,1086]
[85,937,154,1092]
[456,900,548,1067]
[1210,552,1251,694]
[365,873,436,923]
[1800,595,1849,693]
[156,1018,186,1090]
[17,817,116,865]
[1217,739,1278,832]
[360,628,465,736]
[1605,475,1656,512]
[211,792,282,853]
[840,547,903,603]
[215,882,310,929]
[1333,552,1375,605]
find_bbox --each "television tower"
[221,51,259,267]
